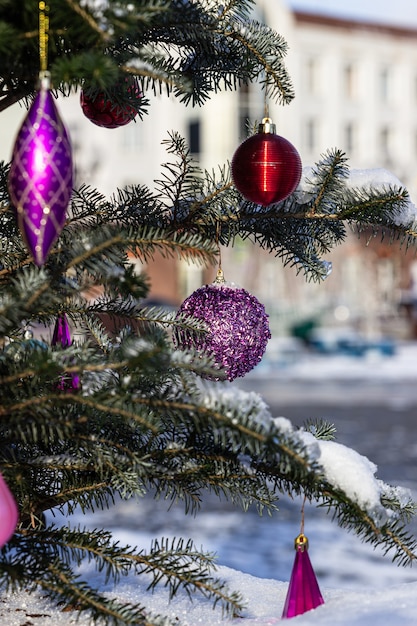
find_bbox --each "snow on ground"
[251,340,417,384]
[241,340,417,408]
[2,563,417,625]
[3,341,417,624]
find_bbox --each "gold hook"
[294,533,309,551]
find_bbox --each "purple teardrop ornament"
[52,313,80,392]
[282,534,324,619]
[8,74,73,266]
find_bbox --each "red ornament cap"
[80,77,141,129]
[231,117,302,206]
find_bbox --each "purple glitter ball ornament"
[8,73,73,266]
[173,271,271,381]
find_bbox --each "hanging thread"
[300,494,307,536]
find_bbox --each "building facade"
[175,2,417,338]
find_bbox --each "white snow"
[2,344,417,625]
[202,383,272,426]
[300,433,395,524]
[2,562,417,625]
[273,416,294,433]
[249,340,417,386]
[202,380,406,525]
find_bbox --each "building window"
[379,125,391,160]
[188,119,201,155]
[343,63,357,100]
[379,66,390,103]
[305,57,319,95]
[121,124,142,152]
[344,121,355,154]
[305,118,317,152]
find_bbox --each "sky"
[287,0,417,28]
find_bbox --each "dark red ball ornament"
[231,117,302,206]
[80,77,141,129]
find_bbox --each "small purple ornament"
[8,73,73,266]
[52,313,72,348]
[52,313,80,392]
[282,534,325,619]
[173,271,271,381]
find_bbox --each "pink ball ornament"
[0,473,19,547]
[173,271,271,381]
[231,117,302,206]
[80,77,141,128]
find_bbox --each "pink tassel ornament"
[0,473,19,547]
[282,534,324,619]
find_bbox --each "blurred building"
[2,1,417,337]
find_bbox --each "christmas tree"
[0,0,416,623]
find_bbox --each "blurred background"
[3,0,417,344]
[4,0,417,589]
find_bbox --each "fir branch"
[318,487,417,567]
[223,20,295,104]
[303,419,337,441]
[137,537,245,614]
[339,186,410,225]
[64,225,219,270]
[303,149,350,217]
[64,0,112,43]
[1,4,417,621]
[39,563,158,626]
[1,393,160,433]
[4,528,245,623]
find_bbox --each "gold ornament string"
[39,1,49,73]
[214,220,225,284]
[263,77,270,119]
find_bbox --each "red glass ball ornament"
[231,117,302,206]
[80,77,141,128]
